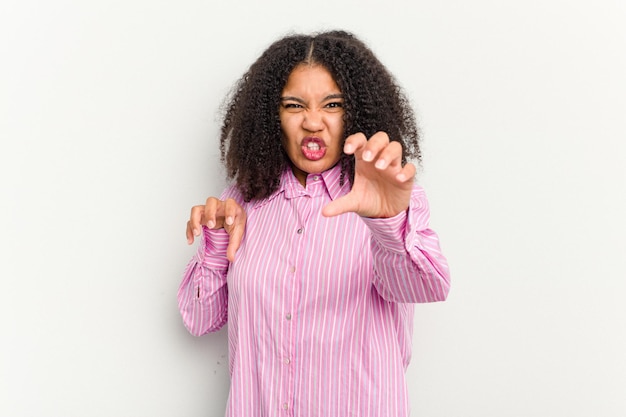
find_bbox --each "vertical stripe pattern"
[177,164,450,417]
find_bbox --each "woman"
[179,30,450,417]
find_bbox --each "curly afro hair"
[219,30,420,202]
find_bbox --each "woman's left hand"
[322,131,416,218]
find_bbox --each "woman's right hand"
[186,197,247,262]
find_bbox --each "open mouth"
[301,137,327,161]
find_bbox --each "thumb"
[322,194,359,218]
[225,221,245,262]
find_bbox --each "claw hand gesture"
[186,197,247,262]
[322,132,416,219]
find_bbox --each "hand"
[322,132,416,218]
[186,197,247,262]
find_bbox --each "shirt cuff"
[197,225,230,269]
[361,209,411,254]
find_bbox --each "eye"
[282,102,304,109]
[324,101,344,112]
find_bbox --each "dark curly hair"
[220,30,420,202]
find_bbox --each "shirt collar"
[319,163,350,201]
[253,163,350,208]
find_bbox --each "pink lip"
[301,137,327,161]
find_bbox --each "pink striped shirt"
[178,164,450,417]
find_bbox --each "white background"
[1,0,625,416]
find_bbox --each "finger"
[225,203,247,261]
[322,194,359,218]
[223,198,240,227]
[361,131,390,163]
[204,197,220,229]
[395,162,417,183]
[186,220,196,245]
[189,205,205,237]
[343,132,367,156]
[373,140,403,170]
[226,221,245,262]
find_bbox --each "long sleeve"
[177,226,231,336]
[177,167,450,417]
[362,185,451,303]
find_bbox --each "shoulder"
[219,181,287,212]
[219,184,246,206]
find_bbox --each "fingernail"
[363,150,372,161]
[193,229,200,236]
[226,216,234,226]
[344,143,354,154]
[375,159,386,169]
[207,220,215,229]
[396,173,407,182]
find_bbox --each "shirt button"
[297,228,303,234]
[285,313,292,320]
[284,357,291,364]
[313,175,320,181]
[283,403,289,410]
[289,266,296,273]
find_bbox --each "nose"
[302,109,323,132]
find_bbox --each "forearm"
[177,227,230,336]
[363,187,450,303]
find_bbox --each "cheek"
[328,115,345,141]
[280,115,301,139]
[280,121,298,155]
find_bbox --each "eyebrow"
[280,93,344,103]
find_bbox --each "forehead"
[282,64,340,94]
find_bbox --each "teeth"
[307,143,320,150]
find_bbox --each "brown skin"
[279,64,346,187]
[186,197,247,262]
[219,31,421,202]
[188,32,419,261]
[186,129,416,261]
[322,131,416,219]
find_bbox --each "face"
[279,64,345,186]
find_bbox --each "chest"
[227,194,372,305]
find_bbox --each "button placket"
[282,194,310,417]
